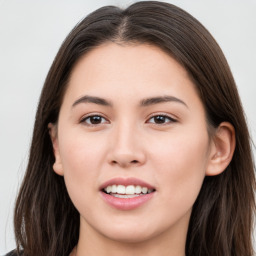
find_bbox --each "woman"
[8,1,255,255]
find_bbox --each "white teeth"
[103,185,154,195]
[106,186,111,193]
[126,185,135,195]
[142,187,148,194]
[135,185,142,194]
[112,184,117,193]
[112,194,140,198]
[117,185,126,194]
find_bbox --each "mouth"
[100,178,156,210]
[102,184,155,198]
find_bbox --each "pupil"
[90,116,101,124]
[154,116,165,123]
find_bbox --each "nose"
[107,123,146,168]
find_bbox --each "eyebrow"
[72,95,187,108]
[140,95,188,108]
[72,95,112,107]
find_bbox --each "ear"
[48,123,64,176]
[206,122,236,176]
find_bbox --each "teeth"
[126,185,135,195]
[142,187,147,194]
[117,185,126,194]
[106,186,112,193]
[103,185,153,195]
[112,184,117,193]
[112,194,140,198]
[135,185,142,194]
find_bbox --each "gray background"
[0,0,255,253]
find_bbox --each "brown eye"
[81,115,108,125]
[147,115,176,124]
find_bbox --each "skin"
[49,43,235,256]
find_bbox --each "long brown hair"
[14,1,255,255]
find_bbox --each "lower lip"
[100,191,155,210]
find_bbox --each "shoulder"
[4,250,23,256]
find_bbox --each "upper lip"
[100,177,155,190]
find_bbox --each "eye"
[80,115,109,126]
[147,114,177,125]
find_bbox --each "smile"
[103,185,154,198]
[100,178,156,210]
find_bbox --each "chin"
[97,223,160,244]
[105,231,154,244]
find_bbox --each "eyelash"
[80,113,109,126]
[80,113,177,126]
[146,113,177,125]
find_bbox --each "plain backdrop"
[0,0,255,253]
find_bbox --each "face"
[51,43,214,244]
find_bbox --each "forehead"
[62,42,202,110]
[70,43,187,86]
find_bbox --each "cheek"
[150,129,209,205]
[58,127,106,174]
[58,133,105,208]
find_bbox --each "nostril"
[109,157,141,167]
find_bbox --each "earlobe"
[206,122,236,176]
[48,123,64,176]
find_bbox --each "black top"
[5,250,22,256]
